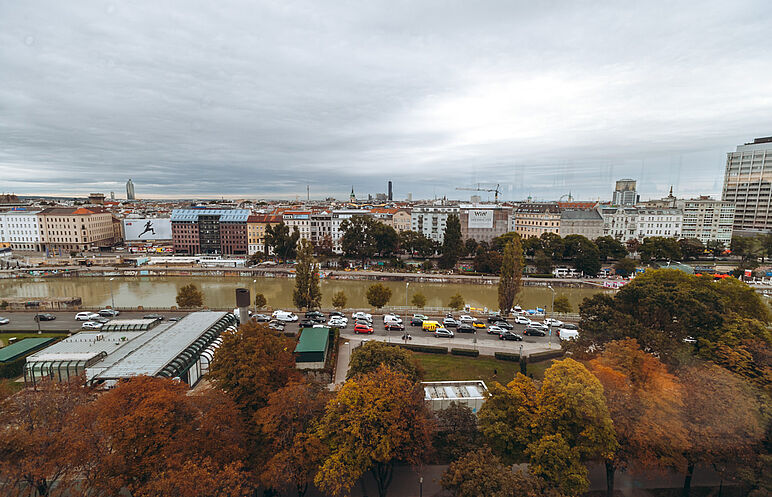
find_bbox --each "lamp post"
[252,279,257,313]
[547,285,555,349]
[419,476,423,497]
[109,277,115,309]
[405,281,409,308]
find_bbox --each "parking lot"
[0,310,191,332]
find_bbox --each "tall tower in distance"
[126,179,136,200]
[612,179,637,206]
[388,181,393,201]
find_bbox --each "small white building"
[423,380,489,413]
[635,208,682,240]
[0,210,42,251]
[411,205,460,243]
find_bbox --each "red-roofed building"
[38,207,119,253]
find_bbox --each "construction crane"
[456,183,502,204]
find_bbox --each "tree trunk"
[605,460,616,497]
[372,462,394,497]
[296,481,308,497]
[682,460,695,497]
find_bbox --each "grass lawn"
[412,351,553,385]
[0,333,65,347]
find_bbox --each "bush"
[451,348,479,357]
[448,293,465,311]
[529,349,565,362]
[254,293,267,309]
[0,357,25,379]
[398,343,448,354]
[494,351,521,362]
[528,273,554,278]
[552,295,572,313]
[331,291,347,309]
[366,283,392,308]
[411,292,427,308]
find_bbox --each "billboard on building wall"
[123,218,172,241]
[467,209,494,229]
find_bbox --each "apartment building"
[635,208,682,239]
[459,204,512,243]
[0,210,43,251]
[171,209,249,255]
[330,209,373,253]
[512,203,561,239]
[38,207,117,252]
[559,210,604,239]
[392,209,411,232]
[722,136,772,233]
[677,196,734,245]
[599,206,639,243]
[310,211,333,247]
[247,214,281,255]
[411,205,459,243]
[282,211,312,241]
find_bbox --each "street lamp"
[419,476,423,497]
[547,285,555,349]
[109,277,115,309]
[252,279,257,313]
[405,281,410,307]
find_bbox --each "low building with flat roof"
[294,327,330,369]
[422,380,489,413]
[0,337,57,364]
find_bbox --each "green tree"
[331,291,347,309]
[474,248,503,274]
[340,215,378,266]
[552,295,572,314]
[613,257,636,277]
[293,239,321,310]
[639,236,682,262]
[540,232,564,260]
[176,283,204,308]
[563,235,601,276]
[706,240,725,260]
[433,403,481,463]
[678,238,705,261]
[625,238,641,254]
[411,292,427,308]
[366,283,392,308]
[534,249,553,274]
[266,222,300,263]
[347,341,423,383]
[464,238,479,257]
[528,434,589,496]
[315,366,434,497]
[521,236,543,257]
[372,222,399,257]
[448,293,465,310]
[254,293,267,309]
[498,237,524,313]
[595,236,627,261]
[439,214,463,269]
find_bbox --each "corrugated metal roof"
[171,209,250,222]
[26,331,148,362]
[294,328,329,353]
[0,337,56,363]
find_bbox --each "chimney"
[235,288,251,324]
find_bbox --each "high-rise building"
[722,137,772,233]
[388,181,393,201]
[612,179,638,206]
[126,179,136,200]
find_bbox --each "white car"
[272,310,299,322]
[0,317,9,325]
[352,312,372,322]
[458,315,475,324]
[558,324,579,340]
[384,313,402,324]
[328,317,348,327]
[543,318,564,328]
[82,321,103,330]
[75,312,100,321]
[233,308,254,317]
[514,315,532,325]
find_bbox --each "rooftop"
[26,331,148,363]
[295,327,330,354]
[171,209,250,222]
[422,380,488,401]
[0,337,57,363]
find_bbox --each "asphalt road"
[0,310,191,332]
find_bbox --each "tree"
[521,236,543,257]
[208,321,301,416]
[315,366,434,497]
[573,239,601,276]
[678,238,705,261]
[433,403,481,463]
[347,340,423,383]
[540,232,565,260]
[534,249,553,274]
[474,248,503,274]
[706,240,725,260]
[528,434,589,496]
[626,238,641,254]
[613,257,636,277]
[293,239,321,310]
[411,292,427,308]
[366,283,392,308]
[0,379,94,497]
[595,236,627,261]
[253,293,267,309]
[316,234,334,257]
[464,238,479,257]
[331,291,347,309]
[266,222,300,263]
[247,251,264,266]
[255,381,331,497]
[639,236,682,262]
[439,214,463,269]
[176,283,204,308]
[552,295,572,314]
[498,237,524,313]
[77,376,250,497]
[340,215,378,266]
[448,293,465,310]
[589,339,688,497]
[372,222,399,257]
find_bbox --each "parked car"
[458,315,475,324]
[499,330,523,341]
[523,326,546,337]
[355,318,372,327]
[34,313,56,321]
[410,317,424,326]
[558,323,579,340]
[268,321,285,331]
[435,327,454,338]
[385,321,405,331]
[328,317,348,327]
[384,313,403,324]
[487,313,503,323]
[513,315,532,325]
[305,310,326,322]
[543,318,564,327]
[254,313,271,322]
[442,317,459,328]
[352,312,372,321]
[329,311,345,318]
[412,314,429,321]
[298,319,316,328]
[81,321,103,330]
[168,317,181,322]
[472,320,486,329]
[457,324,476,333]
[75,311,99,321]
[272,310,299,322]
[233,308,253,317]
[98,309,120,317]
[487,325,505,335]
[493,320,513,330]
[528,322,549,332]
[143,314,164,321]
[92,316,110,324]
[354,323,374,334]
[0,317,9,326]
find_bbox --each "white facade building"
[599,206,639,243]
[282,211,312,241]
[677,197,735,245]
[635,208,682,240]
[411,205,459,243]
[0,210,42,251]
[330,209,373,254]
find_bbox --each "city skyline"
[1,1,771,200]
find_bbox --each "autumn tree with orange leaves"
[315,366,434,497]
[589,339,689,497]
[255,380,332,497]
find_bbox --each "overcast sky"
[1,0,771,201]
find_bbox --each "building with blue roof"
[171,209,250,255]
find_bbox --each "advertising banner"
[123,218,172,241]
[467,209,494,229]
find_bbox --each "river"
[0,276,606,311]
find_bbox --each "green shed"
[0,337,57,363]
[294,328,330,367]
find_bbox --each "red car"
[385,322,405,331]
[354,323,374,334]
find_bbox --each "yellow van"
[422,320,440,332]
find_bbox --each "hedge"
[529,349,565,362]
[451,348,479,357]
[494,351,521,362]
[0,357,26,379]
[398,344,448,354]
